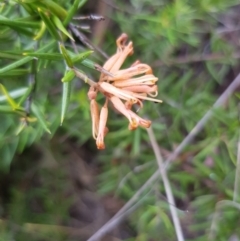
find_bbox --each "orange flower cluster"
[88,33,162,149]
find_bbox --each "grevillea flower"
[87,33,162,149]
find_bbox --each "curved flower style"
[88,33,162,149]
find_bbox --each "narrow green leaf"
[34,21,46,40]
[18,86,33,106]
[0,16,40,28]
[0,105,25,115]
[0,51,22,60]
[23,50,94,63]
[157,208,172,230]
[63,0,87,26]
[0,56,33,74]
[61,82,71,125]
[61,69,75,82]
[39,0,67,20]
[15,122,26,136]
[30,0,67,20]
[0,84,19,109]
[0,40,55,74]
[206,62,219,82]
[0,68,29,76]
[0,3,5,13]
[52,15,74,41]
[81,59,97,69]
[31,102,51,134]
[72,50,93,63]
[19,2,36,15]
[36,40,57,71]
[3,22,35,37]
[0,105,15,113]
[0,87,28,102]
[0,28,12,40]
[23,52,63,61]
[14,16,40,22]
[78,0,88,9]
[38,8,60,40]
[60,44,73,68]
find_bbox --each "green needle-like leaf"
[0,105,16,114]
[31,102,51,134]
[72,50,93,63]
[0,16,40,29]
[0,40,56,74]
[52,15,74,41]
[22,50,93,63]
[63,0,87,26]
[0,105,25,116]
[17,86,33,106]
[61,69,75,82]
[23,52,63,61]
[0,56,33,74]
[15,121,27,136]
[8,69,30,78]
[60,81,71,125]
[38,8,60,40]
[0,88,28,103]
[0,51,23,60]
[0,68,29,76]
[36,0,67,20]
[34,21,46,40]
[81,59,96,69]
[19,2,36,15]
[0,84,19,109]
[60,44,73,68]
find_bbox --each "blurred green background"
[1,0,240,240]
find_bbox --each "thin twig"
[147,127,185,241]
[87,175,160,241]
[69,24,109,59]
[216,26,240,34]
[69,29,79,53]
[73,15,105,21]
[152,52,240,67]
[233,104,240,202]
[69,28,114,79]
[87,183,155,241]
[117,161,154,190]
[73,68,97,87]
[87,72,240,241]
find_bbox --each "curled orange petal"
[113,75,158,88]
[128,110,151,129]
[116,33,128,49]
[90,99,99,139]
[96,102,108,149]
[110,42,133,74]
[121,85,158,96]
[109,96,132,122]
[99,82,139,104]
[109,64,153,81]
